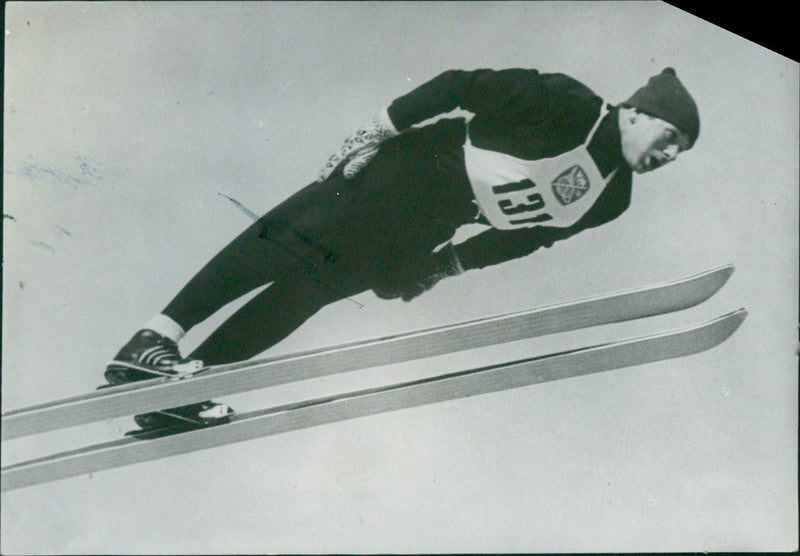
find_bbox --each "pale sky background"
[2,2,798,553]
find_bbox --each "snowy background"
[2,2,797,553]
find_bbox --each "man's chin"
[625,154,650,174]
[634,157,656,174]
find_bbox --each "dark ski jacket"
[385,68,633,271]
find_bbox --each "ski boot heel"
[134,412,177,431]
[103,365,162,386]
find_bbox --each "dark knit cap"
[622,68,700,148]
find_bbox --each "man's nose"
[663,143,680,161]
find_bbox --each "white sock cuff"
[144,314,186,343]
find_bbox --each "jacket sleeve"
[451,225,578,271]
[386,68,546,131]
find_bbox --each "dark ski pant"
[162,130,476,365]
[163,176,379,365]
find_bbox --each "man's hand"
[318,108,399,182]
[373,243,465,302]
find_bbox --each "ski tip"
[720,263,735,280]
[709,307,747,343]
[682,263,736,305]
[725,307,747,325]
[704,263,735,284]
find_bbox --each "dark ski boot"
[105,329,232,429]
[134,401,234,430]
[105,329,204,384]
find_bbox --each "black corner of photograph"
[666,1,799,61]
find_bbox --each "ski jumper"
[163,68,633,364]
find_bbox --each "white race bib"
[464,106,617,230]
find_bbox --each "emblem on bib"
[552,165,590,205]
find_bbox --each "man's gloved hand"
[373,243,465,302]
[318,108,399,182]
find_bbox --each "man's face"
[621,112,691,174]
